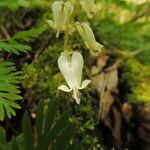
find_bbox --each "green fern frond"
[12,27,46,42]
[0,60,22,121]
[0,41,31,54]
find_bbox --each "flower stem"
[64,12,70,51]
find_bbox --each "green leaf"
[43,98,60,134]
[11,139,19,150]
[15,134,24,150]
[0,103,4,121]
[0,93,22,100]
[51,123,76,150]
[0,60,22,120]
[0,83,20,93]
[0,41,31,54]
[0,126,6,144]
[74,141,84,150]
[22,112,34,150]
[37,98,60,150]
[7,101,21,109]
[35,100,45,150]
[67,141,84,150]
[4,103,13,118]
[10,99,81,150]
[48,109,71,141]
[12,27,46,42]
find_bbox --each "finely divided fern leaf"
[0,41,31,54]
[0,27,46,54]
[0,27,45,120]
[12,27,46,42]
[0,60,22,121]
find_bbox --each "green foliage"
[0,126,10,149]
[122,59,150,105]
[0,27,46,54]
[95,19,143,50]
[100,0,136,10]
[0,26,46,120]
[10,98,83,150]
[22,112,34,150]
[0,41,31,54]
[11,139,19,150]
[0,99,82,150]
[0,0,29,10]
[94,1,150,65]
[12,27,46,42]
[128,81,150,105]
[95,20,149,52]
[0,0,50,10]
[0,60,22,120]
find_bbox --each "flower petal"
[58,85,72,92]
[87,12,93,19]
[82,22,96,45]
[47,20,55,29]
[79,80,91,89]
[65,2,74,15]
[58,52,74,89]
[95,42,103,52]
[71,52,83,87]
[76,22,85,39]
[76,22,97,49]
[52,1,64,26]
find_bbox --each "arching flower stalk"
[58,52,91,104]
[80,0,99,18]
[76,22,103,56]
[47,1,74,37]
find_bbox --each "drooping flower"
[58,52,91,104]
[80,0,99,18]
[47,1,74,37]
[76,22,103,56]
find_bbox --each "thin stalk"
[64,13,70,51]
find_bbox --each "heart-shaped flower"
[58,52,91,104]
[76,22,103,56]
[80,0,99,18]
[47,1,74,37]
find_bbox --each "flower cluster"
[48,1,102,104]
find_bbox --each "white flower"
[58,52,91,104]
[80,0,99,18]
[47,1,74,37]
[76,22,103,56]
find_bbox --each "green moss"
[122,59,150,105]
[128,81,150,105]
